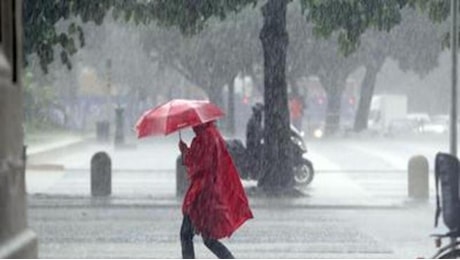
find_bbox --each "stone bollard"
[91,152,112,196]
[408,155,429,200]
[176,155,189,197]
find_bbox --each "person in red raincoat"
[179,121,253,259]
[289,95,304,130]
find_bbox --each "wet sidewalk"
[24,130,429,209]
[24,131,441,259]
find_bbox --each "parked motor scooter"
[226,124,315,187]
[289,125,315,185]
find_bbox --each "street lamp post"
[451,0,458,156]
[106,58,112,122]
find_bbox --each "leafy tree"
[139,8,261,134]
[140,11,259,104]
[352,7,445,132]
[23,1,114,72]
[281,2,445,136]
[23,70,61,129]
[23,0,258,72]
[26,0,437,193]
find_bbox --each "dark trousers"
[180,215,235,259]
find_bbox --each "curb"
[27,194,409,210]
[26,164,65,171]
[26,135,94,168]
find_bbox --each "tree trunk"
[207,83,223,106]
[258,0,294,192]
[353,65,379,132]
[226,77,235,136]
[206,78,225,128]
[322,74,345,136]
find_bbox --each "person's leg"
[202,237,235,259]
[180,215,195,259]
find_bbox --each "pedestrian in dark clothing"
[245,103,264,179]
[179,121,253,259]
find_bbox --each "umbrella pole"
[179,130,184,165]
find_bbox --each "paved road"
[28,196,438,259]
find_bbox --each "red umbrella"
[135,99,225,138]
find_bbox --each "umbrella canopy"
[135,99,225,138]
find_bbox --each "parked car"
[424,114,449,134]
[386,118,418,136]
[407,113,430,124]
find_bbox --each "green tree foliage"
[23,0,258,73]
[302,0,409,55]
[23,1,115,72]
[24,0,450,74]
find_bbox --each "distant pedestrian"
[245,103,264,179]
[179,121,253,259]
[289,95,304,130]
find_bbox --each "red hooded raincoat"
[182,122,253,239]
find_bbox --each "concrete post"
[96,121,110,142]
[408,155,429,200]
[0,0,38,257]
[176,155,189,197]
[91,152,112,197]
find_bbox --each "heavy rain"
[2,0,460,258]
